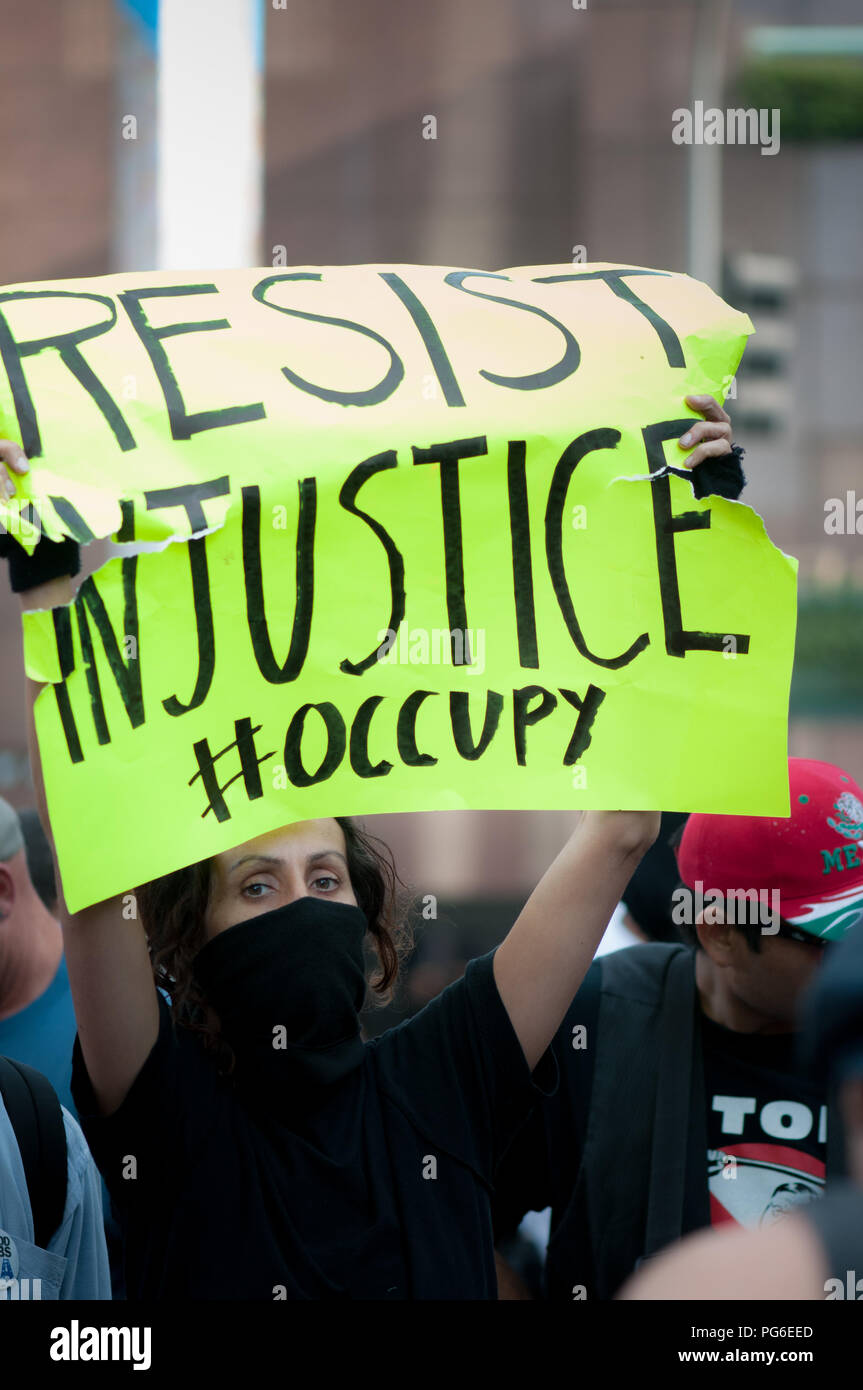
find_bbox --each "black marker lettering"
[119,284,266,439]
[115,498,136,544]
[507,440,538,668]
[75,601,109,745]
[444,271,580,390]
[412,436,488,665]
[283,701,346,787]
[558,685,606,764]
[397,690,438,766]
[0,290,135,457]
[242,481,315,683]
[450,689,503,761]
[52,607,84,765]
[189,718,275,823]
[48,497,96,544]
[545,429,648,668]
[142,484,225,714]
[379,272,465,406]
[144,476,230,534]
[533,269,684,368]
[350,696,393,778]
[338,451,406,676]
[253,273,404,406]
[161,538,216,715]
[513,685,557,766]
[643,419,750,658]
[73,558,144,745]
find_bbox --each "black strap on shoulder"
[0,1056,68,1248]
[643,948,700,1257]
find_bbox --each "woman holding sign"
[1,399,737,1300]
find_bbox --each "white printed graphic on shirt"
[708,1145,825,1228]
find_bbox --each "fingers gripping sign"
[0,438,29,498]
[677,394,734,469]
[0,439,43,551]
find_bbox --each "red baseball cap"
[676,758,863,943]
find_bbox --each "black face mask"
[191,897,369,1098]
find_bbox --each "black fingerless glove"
[0,529,81,593]
[668,444,747,501]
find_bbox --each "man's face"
[722,931,826,1026]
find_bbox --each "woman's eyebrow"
[228,849,348,873]
[307,850,348,868]
[228,853,282,874]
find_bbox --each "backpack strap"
[578,943,693,1295]
[0,1056,68,1248]
[643,947,703,1257]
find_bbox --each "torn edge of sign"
[605,462,757,505]
[22,604,66,684]
[108,519,225,558]
[607,464,681,487]
[0,475,231,558]
[603,461,800,585]
[19,516,224,687]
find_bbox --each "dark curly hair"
[136,817,413,1075]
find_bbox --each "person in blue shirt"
[0,1088,111,1299]
[0,797,76,1114]
[0,795,123,1296]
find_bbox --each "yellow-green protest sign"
[0,263,797,912]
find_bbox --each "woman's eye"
[243,882,273,898]
[312,875,338,892]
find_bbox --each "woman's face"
[203,818,358,941]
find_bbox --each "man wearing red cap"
[492,758,863,1300]
[619,917,863,1300]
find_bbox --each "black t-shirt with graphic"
[491,955,828,1298]
[701,1015,826,1228]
